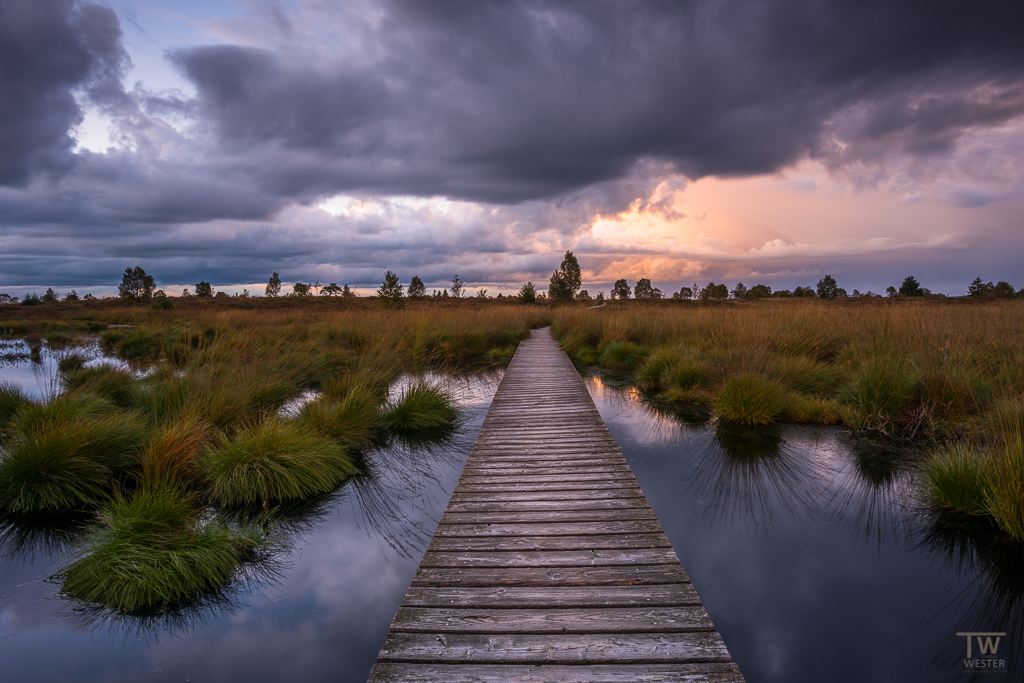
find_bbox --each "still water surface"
[0,345,1021,681]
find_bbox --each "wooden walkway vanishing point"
[369,328,744,682]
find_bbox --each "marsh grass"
[923,443,991,516]
[62,365,139,408]
[202,417,358,506]
[0,395,145,512]
[299,384,379,449]
[598,340,648,371]
[380,383,459,433]
[715,374,788,425]
[56,487,261,612]
[0,380,28,431]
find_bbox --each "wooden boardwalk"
[369,328,743,682]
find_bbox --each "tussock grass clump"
[140,414,212,488]
[783,396,842,424]
[380,383,459,433]
[0,380,28,431]
[203,417,358,506]
[62,365,139,408]
[766,356,846,396]
[715,374,788,425]
[840,356,922,432]
[0,395,145,512]
[56,487,260,612]
[598,341,648,371]
[636,348,682,389]
[56,353,88,374]
[923,443,990,516]
[984,432,1024,541]
[299,385,379,449]
[115,330,164,362]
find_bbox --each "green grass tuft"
[202,417,358,506]
[379,383,459,432]
[636,348,681,389]
[840,356,922,431]
[598,341,648,371]
[0,381,29,432]
[0,395,145,512]
[62,365,139,408]
[299,384,379,449]
[984,432,1024,541]
[715,374,788,425]
[56,487,260,612]
[922,443,991,516]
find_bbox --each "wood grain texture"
[369,328,742,682]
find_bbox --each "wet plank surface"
[369,328,743,682]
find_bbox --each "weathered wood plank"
[412,564,690,587]
[401,585,703,608]
[425,533,673,552]
[440,509,657,524]
[419,548,681,568]
[446,498,650,513]
[377,632,733,664]
[368,662,744,683]
[389,605,713,634]
[449,489,646,503]
[433,520,664,537]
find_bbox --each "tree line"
[2,261,1022,306]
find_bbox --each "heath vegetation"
[0,300,548,612]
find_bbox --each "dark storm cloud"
[164,0,1024,204]
[0,0,129,186]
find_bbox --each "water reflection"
[826,436,920,547]
[0,510,92,565]
[585,373,1024,683]
[918,512,1024,664]
[689,423,827,532]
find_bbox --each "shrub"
[715,374,788,425]
[56,487,260,612]
[202,417,358,505]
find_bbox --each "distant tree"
[793,286,816,298]
[576,289,592,301]
[772,289,793,298]
[898,276,923,297]
[0,293,17,304]
[699,282,729,300]
[595,292,604,303]
[118,266,155,301]
[519,281,536,304]
[240,288,250,298]
[967,277,991,297]
[993,281,1016,298]
[266,272,282,297]
[21,293,42,306]
[885,286,897,297]
[195,281,213,297]
[214,291,228,298]
[181,288,191,297]
[450,275,464,298]
[292,282,311,297]
[731,282,747,299]
[548,250,582,302]
[42,287,58,303]
[634,278,660,299]
[342,284,355,299]
[816,275,843,299]
[321,283,342,296]
[407,275,426,298]
[611,279,631,300]
[476,288,488,298]
[377,271,404,307]
[673,286,693,300]
[747,284,772,298]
